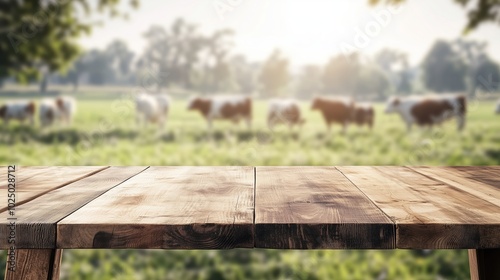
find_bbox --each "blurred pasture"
[1,88,499,166]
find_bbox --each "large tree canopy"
[259,50,289,97]
[370,0,500,32]
[422,40,467,92]
[0,0,138,84]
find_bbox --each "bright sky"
[79,0,500,67]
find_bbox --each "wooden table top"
[1,166,499,250]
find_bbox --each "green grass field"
[1,92,499,279]
[1,97,499,166]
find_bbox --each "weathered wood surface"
[337,166,500,249]
[469,249,500,280]
[0,166,499,251]
[57,166,254,249]
[255,166,394,249]
[0,167,146,249]
[0,166,107,213]
[4,249,62,280]
[410,166,500,208]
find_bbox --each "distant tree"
[83,49,118,85]
[355,66,390,99]
[138,19,233,92]
[259,50,290,97]
[168,19,205,89]
[66,58,86,91]
[453,39,500,96]
[140,25,171,91]
[374,49,412,94]
[422,40,467,92]
[296,65,323,99]
[397,69,412,94]
[230,55,259,94]
[371,0,500,31]
[202,29,235,93]
[474,58,500,92]
[322,54,360,95]
[105,40,135,84]
[0,0,139,92]
[374,49,401,73]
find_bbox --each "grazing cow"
[39,96,76,127]
[0,101,36,125]
[155,94,170,118]
[311,97,355,133]
[496,100,500,114]
[385,94,466,131]
[352,103,375,128]
[188,96,252,129]
[267,99,305,130]
[135,93,170,128]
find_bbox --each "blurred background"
[1,0,500,279]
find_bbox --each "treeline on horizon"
[2,18,500,101]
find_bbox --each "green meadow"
[1,95,499,166]
[1,91,499,279]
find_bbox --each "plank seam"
[335,166,397,249]
[0,166,110,214]
[54,166,150,248]
[406,166,500,210]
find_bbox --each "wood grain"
[410,166,500,208]
[57,166,254,249]
[0,167,146,249]
[469,249,500,280]
[4,249,63,280]
[338,166,500,249]
[254,166,394,249]
[0,166,108,213]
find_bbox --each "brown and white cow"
[187,95,252,129]
[352,103,375,128]
[39,96,76,127]
[267,99,305,130]
[311,97,355,133]
[0,101,36,125]
[385,94,466,131]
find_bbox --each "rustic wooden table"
[1,166,499,280]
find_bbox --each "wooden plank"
[57,166,254,249]
[0,167,147,249]
[410,166,500,208]
[0,166,108,213]
[469,249,500,280]
[337,166,500,249]
[254,166,394,249]
[4,249,63,280]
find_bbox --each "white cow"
[135,93,170,128]
[0,101,36,125]
[39,96,76,127]
[267,99,305,130]
[385,94,466,131]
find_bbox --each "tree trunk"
[73,77,79,92]
[40,74,48,94]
